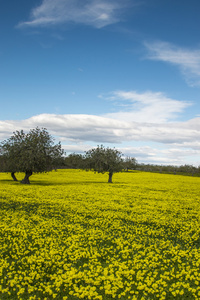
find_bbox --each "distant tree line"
[136,163,200,177]
[63,155,200,176]
[64,152,137,171]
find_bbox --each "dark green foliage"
[137,163,200,176]
[64,153,85,169]
[84,145,124,183]
[0,127,64,183]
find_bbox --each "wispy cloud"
[17,0,130,29]
[145,41,200,87]
[101,90,191,123]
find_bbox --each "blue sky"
[1,0,200,165]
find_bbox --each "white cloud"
[0,91,199,165]
[119,145,200,166]
[0,113,200,146]
[18,0,129,29]
[145,41,200,86]
[63,143,92,153]
[0,113,200,165]
[102,90,191,123]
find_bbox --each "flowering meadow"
[0,169,200,300]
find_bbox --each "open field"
[0,169,200,300]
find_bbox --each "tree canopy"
[0,127,64,183]
[84,145,124,183]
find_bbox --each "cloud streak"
[102,90,191,123]
[18,0,129,29]
[145,41,200,86]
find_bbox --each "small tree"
[84,145,123,183]
[123,156,137,171]
[0,127,64,184]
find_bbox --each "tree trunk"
[21,171,32,184]
[108,172,113,183]
[11,172,18,181]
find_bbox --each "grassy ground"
[0,169,200,300]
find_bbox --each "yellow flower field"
[0,169,200,300]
